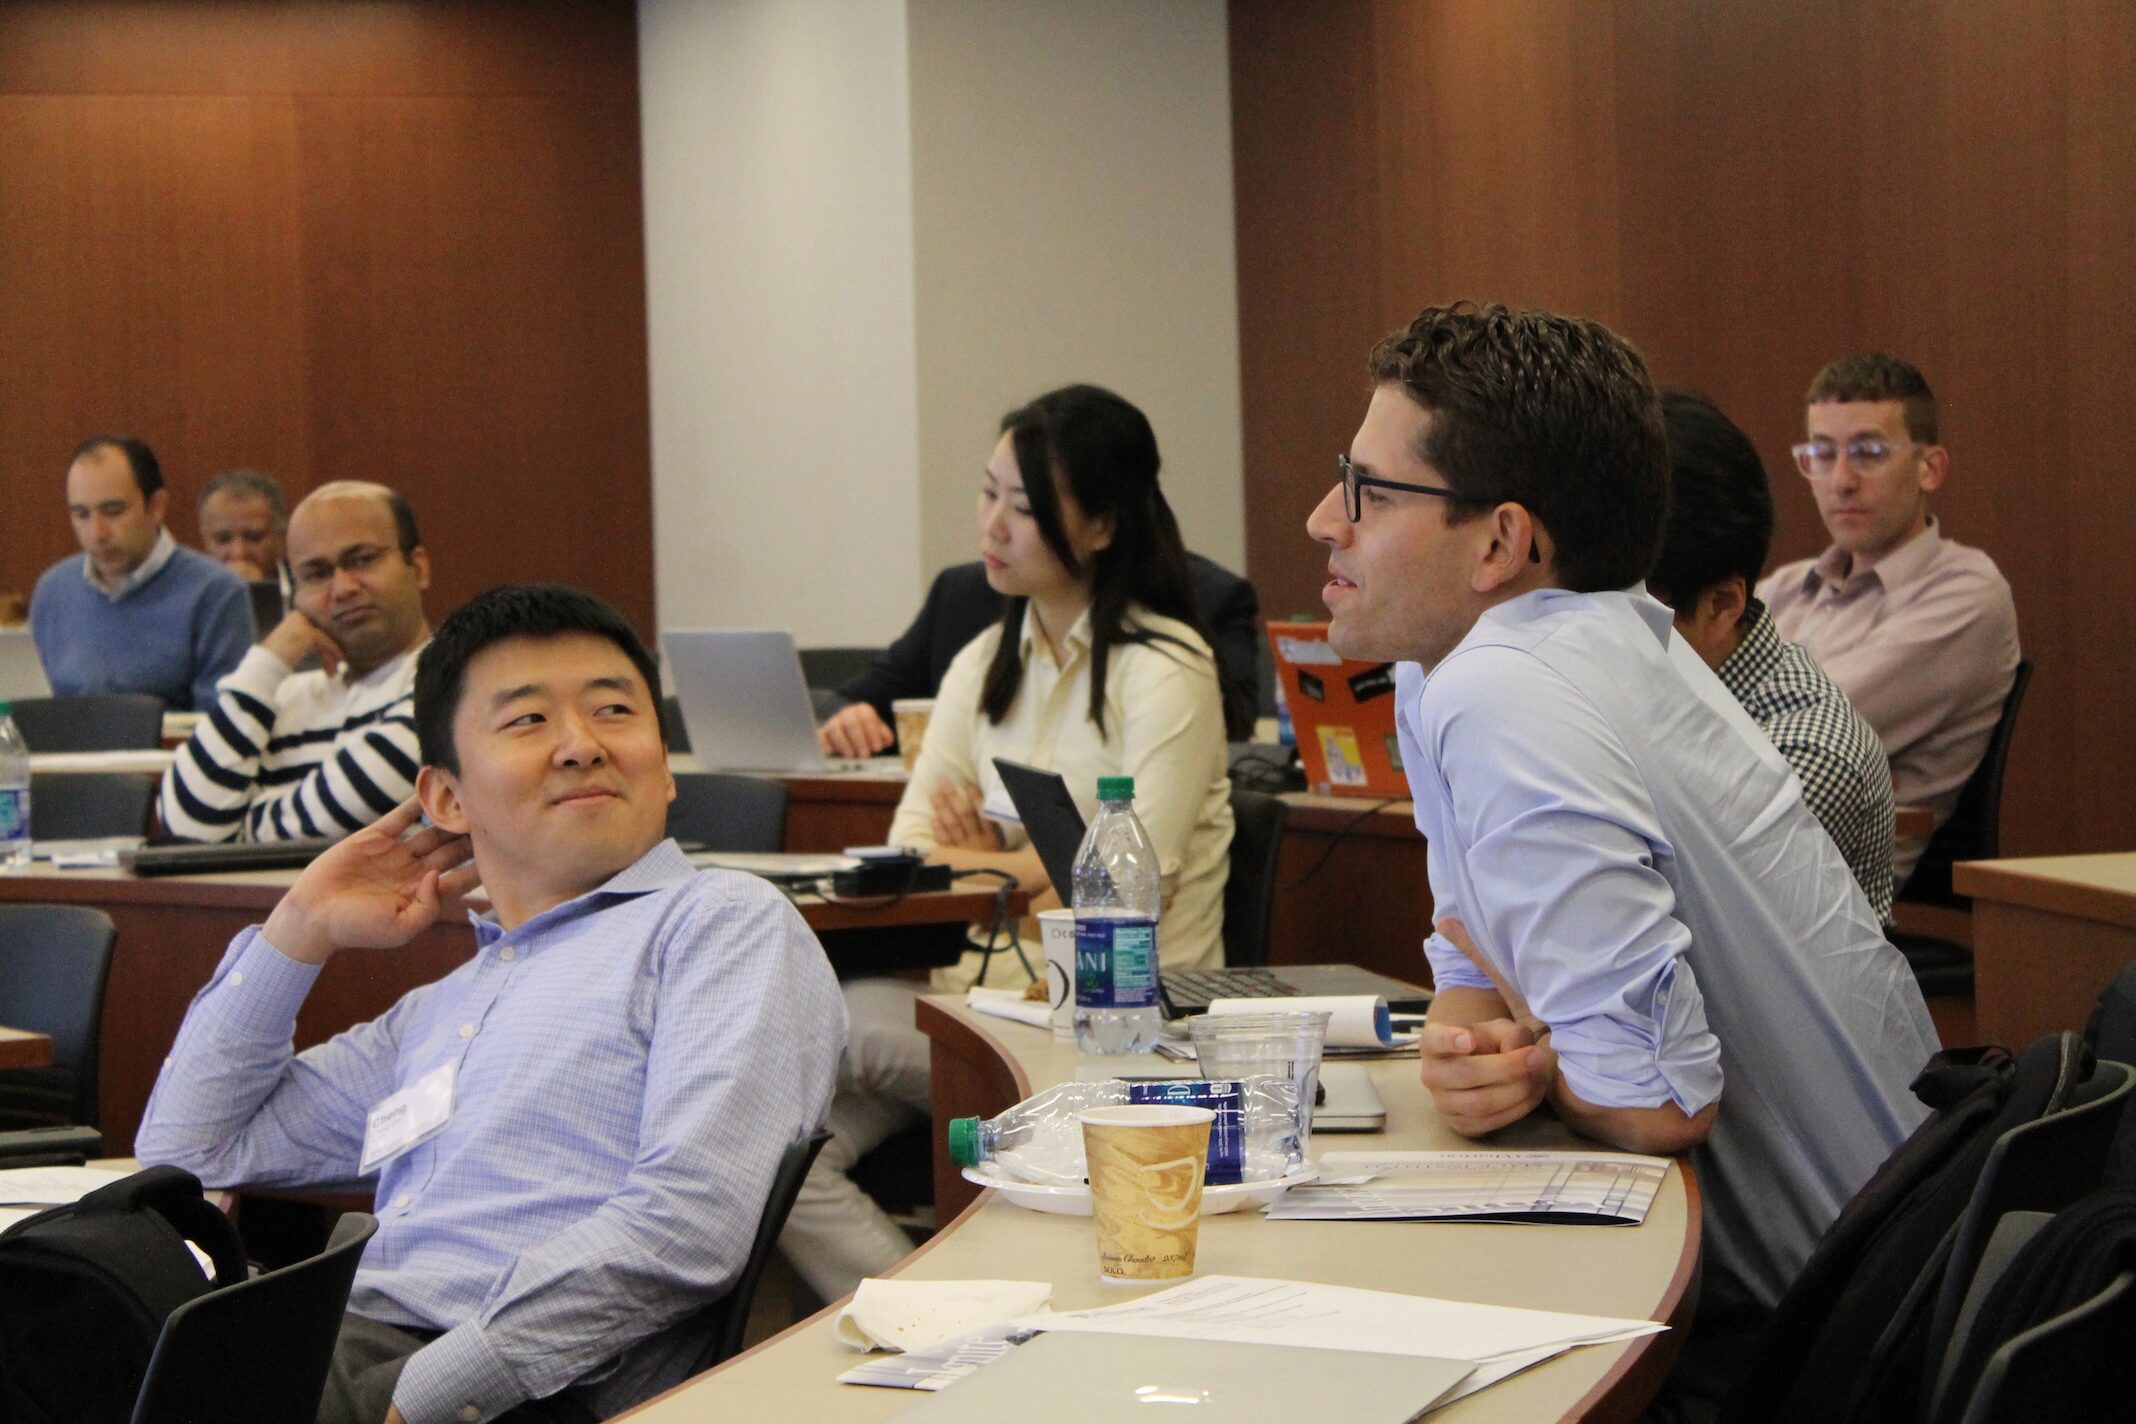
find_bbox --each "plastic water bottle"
[948,1078,1269,1186]
[1072,775,1164,1055]
[0,705,29,870]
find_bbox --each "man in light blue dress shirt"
[1305,304,1937,1410]
[138,584,847,1424]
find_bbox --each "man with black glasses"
[1760,353,2020,890]
[161,482,432,842]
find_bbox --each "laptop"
[0,630,52,701]
[1266,620,1409,798]
[889,1332,1471,1423]
[991,758,1433,1016]
[662,630,863,773]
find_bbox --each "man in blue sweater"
[30,435,253,711]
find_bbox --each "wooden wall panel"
[0,0,652,634]
[1232,0,2136,861]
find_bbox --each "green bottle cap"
[1096,775,1134,801]
[947,1116,981,1168]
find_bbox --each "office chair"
[797,646,883,695]
[667,773,789,853]
[1222,787,1288,969]
[28,771,156,840]
[6,693,166,752]
[1891,659,2034,997]
[129,1211,379,1424]
[661,694,692,754]
[0,903,116,1133]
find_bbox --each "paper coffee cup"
[1079,1105,1214,1285]
[891,698,935,772]
[1037,909,1077,1041]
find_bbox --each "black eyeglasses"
[1336,454,1541,562]
[1338,454,1456,522]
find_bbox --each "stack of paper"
[1266,1150,1669,1225]
[0,1165,135,1232]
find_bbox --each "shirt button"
[228,970,245,987]
[459,1023,474,1039]
[499,947,517,962]
[393,1193,412,1210]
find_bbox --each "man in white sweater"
[160,482,432,842]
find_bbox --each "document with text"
[1265,1150,1669,1224]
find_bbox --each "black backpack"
[0,1165,247,1424]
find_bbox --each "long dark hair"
[978,385,1210,737]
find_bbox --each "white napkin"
[964,987,1050,1030]
[834,1278,1054,1353]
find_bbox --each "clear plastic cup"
[1185,1010,1332,1172]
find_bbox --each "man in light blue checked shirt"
[138,584,847,1424]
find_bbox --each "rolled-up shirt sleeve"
[1425,648,1724,1116]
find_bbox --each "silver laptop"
[889,1332,1470,1423]
[661,630,831,773]
[0,630,52,701]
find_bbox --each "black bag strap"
[77,1164,247,1288]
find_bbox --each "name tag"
[360,1060,457,1175]
[980,768,1021,827]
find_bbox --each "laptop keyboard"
[1160,967,1302,1015]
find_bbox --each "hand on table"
[1420,916,1556,1136]
[930,780,1003,851]
[262,608,344,678]
[818,701,895,758]
[261,797,479,966]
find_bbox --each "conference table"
[0,1026,52,1069]
[616,996,1699,1423]
[0,864,1018,1154]
[1956,851,2136,1047]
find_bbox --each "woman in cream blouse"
[779,384,1235,1301]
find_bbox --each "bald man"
[161,482,434,843]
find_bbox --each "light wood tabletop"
[0,1025,53,1069]
[615,998,1699,1423]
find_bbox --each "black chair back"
[0,904,116,1130]
[689,1129,832,1372]
[1901,659,2034,910]
[8,693,166,752]
[130,1211,378,1424]
[797,647,883,693]
[1222,787,1287,968]
[29,772,156,840]
[668,773,788,854]
[662,694,692,754]
[2085,962,2136,1186]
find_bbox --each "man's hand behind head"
[261,798,477,966]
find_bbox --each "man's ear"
[409,545,432,592]
[417,764,471,835]
[1470,503,1543,594]
[146,488,169,526]
[1706,575,1748,629]
[1918,444,1950,495]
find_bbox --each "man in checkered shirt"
[1647,391,1896,922]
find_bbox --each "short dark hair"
[199,468,288,523]
[414,583,665,775]
[70,435,163,501]
[383,489,421,558]
[1807,352,1939,444]
[1648,390,1774,612]
[1367,301,1668,592]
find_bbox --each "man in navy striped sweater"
[160,482,432,842]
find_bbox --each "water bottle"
[948,1078,1266,1186]
[0,705,29,870]
[1071,775,1164,1055]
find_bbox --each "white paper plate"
[962,1161,1318,1217]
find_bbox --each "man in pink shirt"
[1760,353,2020,894]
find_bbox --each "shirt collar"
[1802,517,1945,597]
[84,526,176,600]
[1016,602,1094,666]
[1715,597,1782,702]
[468,837,697,947]
[341,639,427,693]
